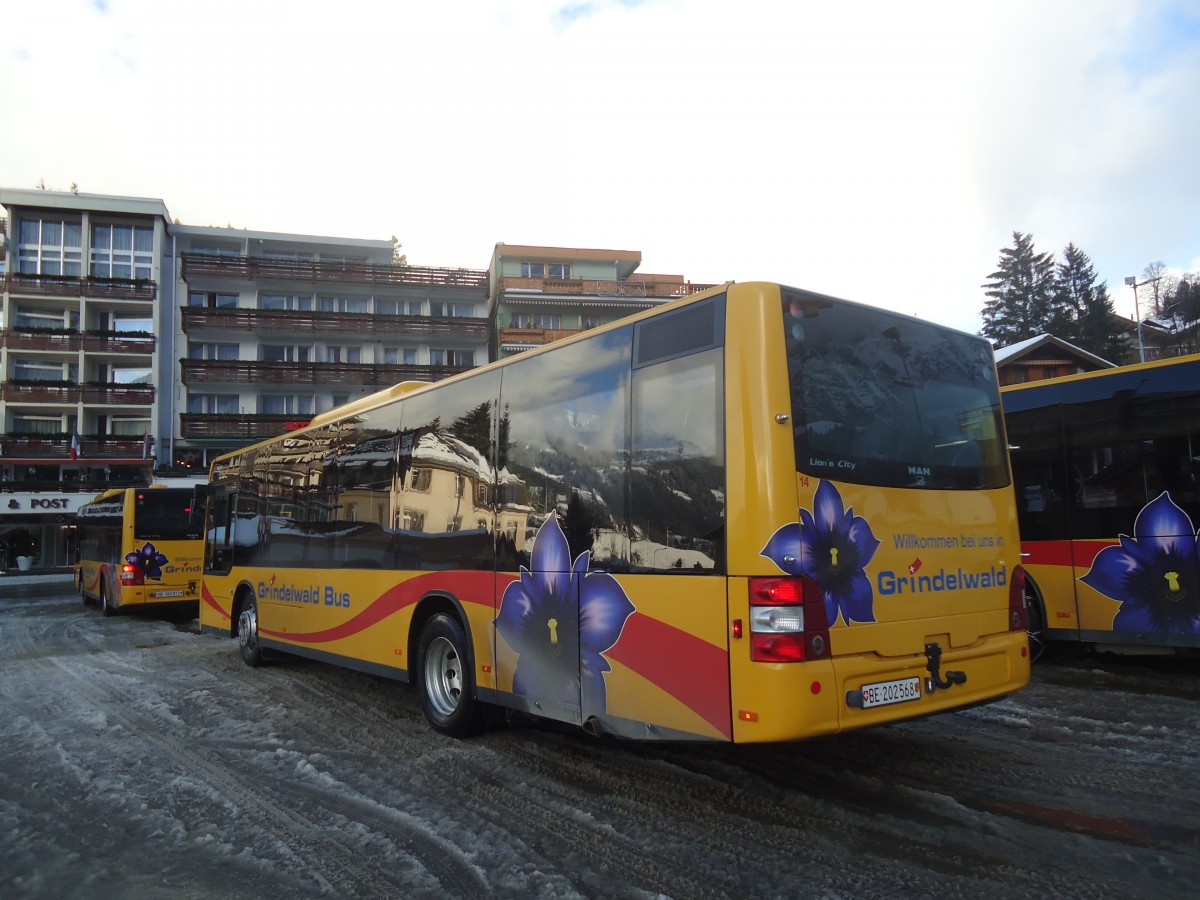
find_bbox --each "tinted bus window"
[783,290,1009,490]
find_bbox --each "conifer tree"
[1056,243,1128,363]
[980,232,1058,345]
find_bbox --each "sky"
[3,0,1198,336]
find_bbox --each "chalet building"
[993,334,1116,386]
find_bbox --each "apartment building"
[488,244,714,359]
[172,226,489,472]
[1,187,488,572]
[0,188,171,569]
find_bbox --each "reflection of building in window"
[410,469,431,491]
[403,509,425,531]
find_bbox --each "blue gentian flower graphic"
[126,542,169,581]
[761,479,881,625]
[495,516,635,712]
[1080,492,1200,634]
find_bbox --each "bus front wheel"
[1024,579,1048,662]
[237,595,264,668]
[417,613,484,738]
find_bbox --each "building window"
[581,315,601,329]
[325,346,362,364]
[17,217,83,276]
[12,414,67,435]
[260,395,313,415]
[534,314,562,329]
[111,314,153,334]
[429,349,474,367]
[382,347,418,365]
[110,366,152,385]
[13,360,72,382]
[13,307,76,330]
[187,395,238,414]
[548,264,571,279]
[189,291,239,308]
[262,345,312,363]
[188,343,238,361]
[318,296,369,314]
[109,415,150,436]
[521,262,545,278]
[91,223,153,280]
[259,293,313,311]
[509,314,532,328]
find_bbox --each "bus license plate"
[860,676,922,708]
[154,590,184,598]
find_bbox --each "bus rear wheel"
[417,613,484,738]
[238,595,264,668]
[1024,580,1048,662]
[99,583,114,618]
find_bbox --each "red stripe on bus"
[261,571,500,644]
[606,613,733,740]
[1021,540,1116,570]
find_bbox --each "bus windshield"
[782,290,1009,490]
[134,490,204,541]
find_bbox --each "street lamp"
[1124,276,1145,363]
[1124,275,1163,363]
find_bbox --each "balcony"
[498,275,716,299]
[1,382,155,405]
[1,329,156,354]
[180,413,315,441]
[180,308,488,341]
[181,254,489,289]
[2,273,156,301]
[180,359,471,386]
[498,326,586,348]
[0,434,150,461]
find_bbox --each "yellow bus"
[1003,353,1200,657]
[76,486,205,616]
[199,282,1029,742]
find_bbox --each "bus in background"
[1002,353,1200,657]
[200,282,1029,743]
[76,486,205,616]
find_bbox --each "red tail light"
[120,563,144,586]
[748,576,831,662]
[1008,565,1028,632]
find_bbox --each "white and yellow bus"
[1003,353,1200,656]
[199,282,1029,742]
[76,486,205,615]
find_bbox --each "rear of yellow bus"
[725,284,1029,742]
[113,488,204,610]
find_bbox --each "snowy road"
[2,585,1198,898]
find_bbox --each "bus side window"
[631,346,726,574]
[206,488,236,574]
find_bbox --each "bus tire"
[417,613,484,738]
[1024,578,1048,662]
[237,595,264,668]
[99,583,115,618]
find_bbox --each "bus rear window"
[782,290,1010,490]
[134,491,204,540]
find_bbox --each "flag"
[70,432,81,461]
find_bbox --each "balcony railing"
[180,308,488,340]
[1,383,155,405]
[2,273,157,301]
[180,413,314,441]
[0,435,150,460]
[180,359,471,386]
[1,329,156,354]
[498,326,586,347]
[181,254,488,289]
[498,276,716,299]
